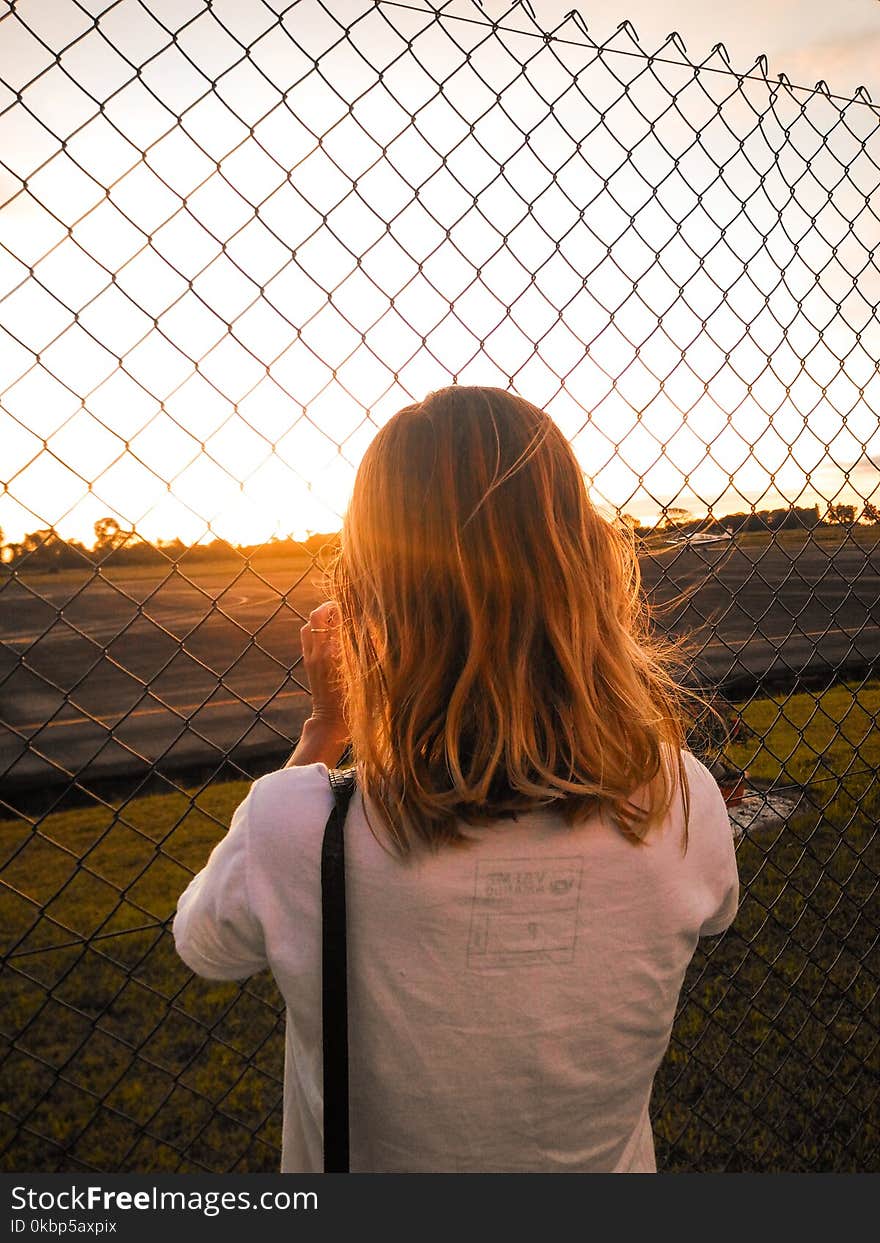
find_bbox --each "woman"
[173,386,739,1173]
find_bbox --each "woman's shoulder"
[240,761,337,850]
[678,747,727,807]
[647,744,724,820]
[676,747,736,859]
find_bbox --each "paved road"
[2,536,878,792]
[641,537,880,687]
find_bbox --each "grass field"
[2,681,878,1172]
[653,679,879,1170]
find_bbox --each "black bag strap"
[321,765,357,1173]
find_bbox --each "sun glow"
[2,1,879,552]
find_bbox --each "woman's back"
[174,748,737,1172]
[175,384,740,1170]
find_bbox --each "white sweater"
[173,749,739,1172]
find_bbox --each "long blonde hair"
[328,386,695,854]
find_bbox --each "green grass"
[653,679,879,1171]
[0,782,271,1173]
[2,683,878,1172]
[728,681,880,787]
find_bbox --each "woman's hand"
[300,600,348,730]
[287,601,350,768]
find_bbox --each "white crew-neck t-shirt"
[173,748,738,1172]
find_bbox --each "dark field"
[2,529,879,796]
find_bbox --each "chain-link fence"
[1,0,878,1172]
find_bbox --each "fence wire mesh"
[1,0,878,1172]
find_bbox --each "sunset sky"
[1,0,879,548]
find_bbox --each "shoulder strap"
[321,766,357,1173]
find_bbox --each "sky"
[531,1,880,99]
[1,0,879,547]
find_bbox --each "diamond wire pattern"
[0,0,878,1171]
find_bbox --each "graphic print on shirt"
[467,857,584,969]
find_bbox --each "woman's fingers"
[308,600,338,631]
[300,602,347,727]
[300,600,339,651]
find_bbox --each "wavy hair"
[328,386,697,854]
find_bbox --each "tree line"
[619,502,880,537]
[0,519,340,573]
[2,502,878,573]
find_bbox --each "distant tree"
[664,507,692,529]
[618,513,640,531]
[11,528,89,572]
[94,516,124,550]
[859,502,880,525]
[158,537,186,558]
[825,503,856,526]
[21,529,55,557]
[790,504,821,530]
